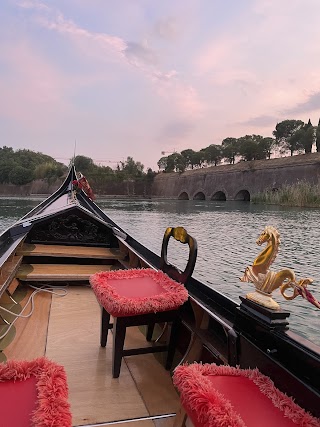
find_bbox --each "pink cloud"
[17,0,205,121]
[0,40,70,127]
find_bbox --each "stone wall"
[151,153,320,200]
[0,179,63,197]
[0,178,153,198]
[1,154,320,200]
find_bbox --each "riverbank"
[252,180,320,208]
[1,153,320,204]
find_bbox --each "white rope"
[0,285,68,341]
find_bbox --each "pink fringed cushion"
[0,357,72,427]
[90,268,188,317]
[173,363,320,427]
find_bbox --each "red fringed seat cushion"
[173,363,320,427]
[0,357,72,427]
[90,268,188,317]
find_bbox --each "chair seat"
[173,363,320,427]
[90,268,188,317]
[0,357,71,427]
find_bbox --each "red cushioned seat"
[90,268,188,317]
[0,357,72,427]
[90,226,197,378]
[173,363,320,427]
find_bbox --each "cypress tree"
[304,119,314,153]
[317,118,320,152]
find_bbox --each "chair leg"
[165,317,180,370]
[146,322,155,341]
[112,317,126,378]
[101,308,111,347]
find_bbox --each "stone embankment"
[0,178,152,198]
[1,153,320,199]
[152,153,320,201]
[0,179,63,197]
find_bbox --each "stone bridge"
[152,153,320,201]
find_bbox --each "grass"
[252,180,320,207]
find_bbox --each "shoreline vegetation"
[2,181,320,209]
[252,180,320,208]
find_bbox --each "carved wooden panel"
[28,213,117,247]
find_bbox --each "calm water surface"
[1,197,320,346]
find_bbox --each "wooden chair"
[172,363,320,427]
[0,357,71,427]
[90,226,197,378]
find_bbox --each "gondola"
[0,165,319,427]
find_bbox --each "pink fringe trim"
[173,363,320,427]
[0,357,72,427]
[90,268,188,317]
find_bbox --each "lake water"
[1,197,320,346]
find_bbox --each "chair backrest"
[160,226,197,284]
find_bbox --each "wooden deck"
[17,244,125,260]
[16,243,125,282]
[3,285,179,427]
[16,264,113,281]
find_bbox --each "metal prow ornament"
[240,226,319,310]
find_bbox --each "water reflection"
[0,197,42,231]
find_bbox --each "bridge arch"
[211,191,226,201]
[234,189,250,201]
[193,191,206,200]
[178,191,189,200]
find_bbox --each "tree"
[0,146,67,184]
[238,135,258,161]
[0,146,14,161]
[34,162,66,180]
[146,167,156,181]
[119,156,144,178]
[165,153,186,173]
[9,165,34,185]
[302,119,315,153]
[259,137,275,159]
[273,120,304,155]
[221,137,239,164]
[157,157,168,171]
[181,149,197,169]
[74,155,94,173]
[0,159,17,183]
[201,144,222,166]
[237,135,275,161]
[191,151,205,168]
[14,149,54,169]
[317,119,320,152]
[285,120,315,155]
[164,155,175,172]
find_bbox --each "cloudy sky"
[1,0,320,170]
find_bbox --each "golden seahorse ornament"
[240,226,319,310]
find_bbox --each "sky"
[1,0,320,171]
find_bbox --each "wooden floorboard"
[4,289,51,360]
[3,285,179,427]
[45,286,151,426]
[101,420,155,427]
[18,244,125,260]
[16,264,112,281]
[101,417,175,426]
[124,328,180,417]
